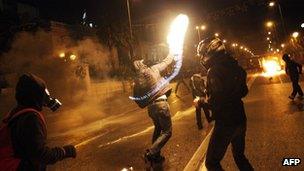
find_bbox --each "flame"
[167,14,189,55]
[262,59,283,77]
[129,14,189,101]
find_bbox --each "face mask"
[43,88,62,111]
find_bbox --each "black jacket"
[206,53,248,126]
[9,74,67,171]
[285,59,302,80]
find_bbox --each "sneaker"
[289,95,295,100]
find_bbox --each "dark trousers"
[291,76,303,97]
[147,101,172,156]
[195,102,212,129]
[205,122,253,171]
[175,79,190,94]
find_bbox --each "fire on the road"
[261,59,284,77]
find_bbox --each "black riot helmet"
[15,73,62,112]
[197,37,226,69]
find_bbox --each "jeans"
[205,122,253,171]
[147,101,172,156]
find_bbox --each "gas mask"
[43,88,62,111]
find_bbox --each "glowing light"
[262,59,283,77]
[223,39,227,43]
[70,54,77,60]
[129,14,189,101]
[268,32,271,35]
[266,21,274,28]
[301,23,304,28]
[195,26,199,30]
[292,32,299,38]
[240,46,243,49]
[269,2,275,7]
[267,37,270,40]
[214,33,219,37]
[281,44,285,48]
[201,25,206,30]
[59,52,65,58]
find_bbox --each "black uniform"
[205,54,253,171]
[285,59,303,98]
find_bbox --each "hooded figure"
[132,54,174,167]
[282,54,303,100]
[0,73,76,171]
[197,37,253,171]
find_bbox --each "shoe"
[289,95,295,100]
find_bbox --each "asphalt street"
[1,73,304,170]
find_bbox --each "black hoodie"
[9,74,67,171]
[206,53,248,126]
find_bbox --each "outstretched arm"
[151,54,174,72]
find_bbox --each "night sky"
[20,0,304,54]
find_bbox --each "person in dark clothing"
[0,73,76,171]
[282,54,303,100]
[196,37,253,171]
[131,53,174,167]
[174,70,190,96]
[190,73,212,129]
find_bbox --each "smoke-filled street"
[1,0,304,171]
[1,73,304,170]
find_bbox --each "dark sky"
[22,0,304,54]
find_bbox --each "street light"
[126,0,133,39]
[281,44,285,48]
[266,21,274,28]
[268,31,271,35]
[292,32,299,38]
[214,33,219,37]
[201,25,206,30]
[223,39,227,43]
[301,23,304,28]
[268,1,287,36]
[269,1,275,7]
[267,37,270,40]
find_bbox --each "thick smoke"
[0,29,115,105]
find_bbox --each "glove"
[63,145,77,158]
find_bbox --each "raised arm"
[151,54,174,72]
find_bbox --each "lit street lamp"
[269,1,275,7]
[292,32,299,38]
[266,21,274,28]
[268,1,287,36]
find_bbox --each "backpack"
[0,108,46,171]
